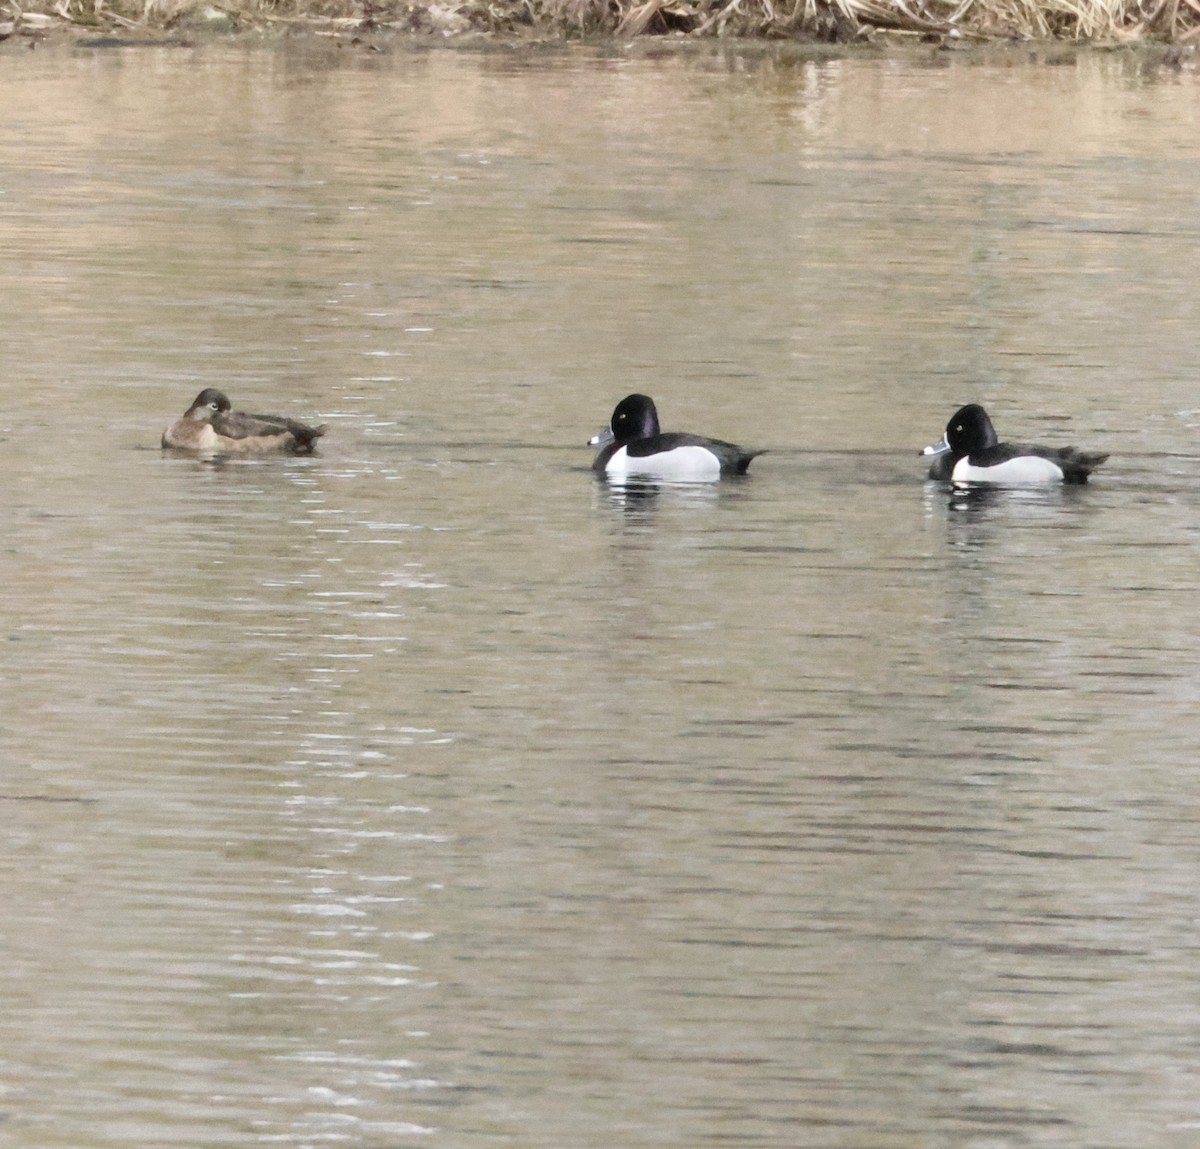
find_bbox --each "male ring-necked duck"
[922,403,1108,485]
[163,389,327,455]
[589,393,761,481]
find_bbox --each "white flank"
[605,445,722,482]
[952,455,1064,485]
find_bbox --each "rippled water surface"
[3,35,1200,1148]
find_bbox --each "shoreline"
[3,0,1199,50]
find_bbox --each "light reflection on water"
[2,36,1200,1149]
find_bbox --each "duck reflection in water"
[937,480,1091,522]
[603,479,663,511]
[595,476,729,521]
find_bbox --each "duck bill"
[921,433,951,458]
[588,427,615,448]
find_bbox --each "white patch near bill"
[605,444,722,482]
[952,455,1064,485]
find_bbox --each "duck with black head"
[589,393,761,481]
[923,403,1107,486]
[163,389,327,456]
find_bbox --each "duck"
[162,389,327,455]
[589,393,761,481]
[922,403,1108,485]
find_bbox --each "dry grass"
[3,0,1199,45]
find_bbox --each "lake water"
[2,33,1200,1148]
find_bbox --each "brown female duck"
[163,389,326,455]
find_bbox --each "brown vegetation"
[2,0,1198,46]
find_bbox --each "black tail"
[1060,449,1109,484]
[734,449,765,476]
[290,422,328,454]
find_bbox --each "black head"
[608,393,661,445]
[186,388,232,421]
[943,403,999,459]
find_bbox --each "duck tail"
[290,423,328,455]
[735,449,765,476]
[1061,449,1109,483]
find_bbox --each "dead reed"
[2,0,1197,48]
